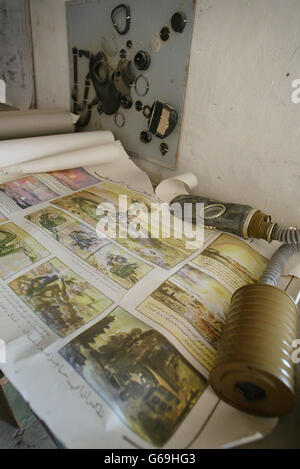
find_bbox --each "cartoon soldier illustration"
[24,273,64,299]
[69,230,98,250]
[106,254,138,283]
[39,212,68,238]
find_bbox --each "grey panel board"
[66,0,196,168]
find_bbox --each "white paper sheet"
[0,149,298,450]
[1,163,297,449]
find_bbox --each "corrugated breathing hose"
[271,225,300,244]
[259,243,300,287]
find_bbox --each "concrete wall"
[30,0,300,226]
[29,0,70,109]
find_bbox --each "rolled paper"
[0,109,79,140]
[155,173,198,203]
[0,130,115,167]
[3,142,124,175]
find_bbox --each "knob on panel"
[171,12,187,33]
[134,51,151,71]
[140,131,152,144]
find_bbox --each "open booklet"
[0,164,297,449]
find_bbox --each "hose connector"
[170,195,277,242]
[247,210,277,242]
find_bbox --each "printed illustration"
[27,206,75,237]
[115,235,188,269]
[9,259,113,338]
[27,207,108,259]
[96,182,206,252]
[95,182,156,213]
[0,177,59,209]
[52,189,117,229]
[52,185,196,269]
[87,243,153,289]
[48,168,100,191]
[60,307,207,446]
[57,224,108,259]
[94,182,206,260]
[0,211,7,223]
[139,266,230,348]
[27,207,152,288]
[137,296,216,371]
[0,222,50,280]
[193,234,268,289]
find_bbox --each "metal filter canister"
[210,284,298,417]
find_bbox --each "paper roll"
[0,109,78,140]
[4,142,124,175]
[0,130,115,167]
[155,173,198,203]
[0,108,70,117]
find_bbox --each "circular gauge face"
[199,204,227,220]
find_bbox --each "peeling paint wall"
[30,0,300,226]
